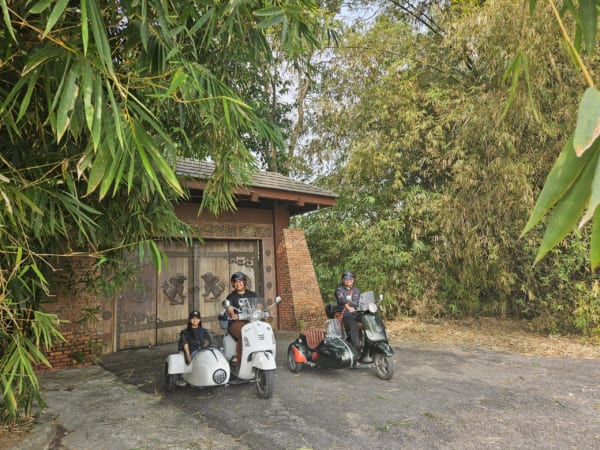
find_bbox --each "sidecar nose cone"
[213,369,228,384]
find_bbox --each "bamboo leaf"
[579,0,597,55]
[56,67,80,142]
[105,81,124,148]
[534,151,599,264]
[21,46,62,76]
[82,64,94,131]
[81,0,89,55]
[253,7,283,16]
[17,70,41,122]
[99,148,117,199]
[29,0,52,14]
[573,87,600,156]
[86,0,114,73]
[522,135,594,235]
[579,144,600,226]
[140,0,149,50]
[166,69,187,96]
[1,0,16,41]
[591,208,600,269]
[43,0,69,37]
[498,52,522,123]
[86,146,110,195]
[256,14,286,29]
[92,75,103,150]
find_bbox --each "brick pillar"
[276,228,327,331]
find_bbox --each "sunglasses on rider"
[343,276,354,280]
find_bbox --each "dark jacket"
[335,285,361,310]
[179,326,211,353]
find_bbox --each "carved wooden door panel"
[196,241,230,334]
[156,243,193,345]
[196,240,260,334]
[116,255,158,350]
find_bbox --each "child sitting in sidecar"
[180,310,211,364]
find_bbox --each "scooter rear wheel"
[164,362,177,392]
[256,369,275,399]
[373,353,394,380]
[287,345,304,373]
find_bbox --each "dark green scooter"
[287,292,394,380]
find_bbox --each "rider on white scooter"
[224,272,259,366]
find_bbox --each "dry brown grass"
[386,317,600,359]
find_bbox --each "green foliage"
[0,0,332,422]
[295,0,600,335]
[520,0,600,267]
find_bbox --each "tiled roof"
[176,158,337,199]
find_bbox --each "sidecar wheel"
[373,353,394,380]
[165,363,177,392]
[288,345,304,373]
[256,369,275,399]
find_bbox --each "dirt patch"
[1,415,35,449]
[386,317,600,359]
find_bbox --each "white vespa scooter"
[220,296,281,399]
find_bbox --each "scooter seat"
[301,328,325,350]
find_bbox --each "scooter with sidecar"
[287,292,394,380]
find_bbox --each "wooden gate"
[116,240,261,350]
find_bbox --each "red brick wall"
[276,228,327,331]
[36,257,103,372]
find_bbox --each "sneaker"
[175,379,187,387]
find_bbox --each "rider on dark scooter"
[335,270,361,357]
[225,272,258,366]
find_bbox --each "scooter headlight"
[368,303,378,313]
[252,309,265,320]
[213,369,227,384]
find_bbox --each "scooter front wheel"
[164,362,177,392]
[373,353,394,380]
[256,369,275,399]
[287,345,304,373]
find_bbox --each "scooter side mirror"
[264,296,282,312]
[222,299,231,308]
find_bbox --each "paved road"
[99,331,600,450]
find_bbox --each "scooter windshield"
[359,291,375,310]
[237,296,262,312]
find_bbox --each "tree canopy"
[294,0,600,334]
[0,0,334,421]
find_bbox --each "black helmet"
[231,272,246,284]
[342,270,355,280]
[189,310,201,319]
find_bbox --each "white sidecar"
[164,346,230,391]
